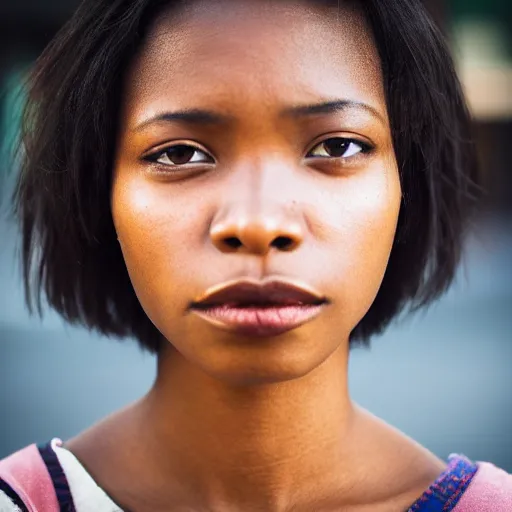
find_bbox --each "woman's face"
[112,0,401,385]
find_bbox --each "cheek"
[342,170,400,248]
[320,165,401,318]
[110,177,205,315]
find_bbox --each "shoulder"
[406,453,512,512]
[0,442,55,511]
[1,438,123,512]
[0,440,71,512]
[452,460,512,511]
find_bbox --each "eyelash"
[143,137,373,170]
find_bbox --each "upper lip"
[190,278,328,309]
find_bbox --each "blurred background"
[0,0,511,472]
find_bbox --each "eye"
[144,144,214,167]
[306,137,371,160]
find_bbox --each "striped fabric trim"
[408,454,478,511]
[37,442,76,512]
[0,479,29,512]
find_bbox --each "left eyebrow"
[282,100,386,124]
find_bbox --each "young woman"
[1,0,510,510]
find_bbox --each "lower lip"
[191,304,326,337]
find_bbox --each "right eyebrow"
[134,109,234,131]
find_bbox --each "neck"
[65,340,446,511]
[137,342,359,511]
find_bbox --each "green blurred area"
[0,70,25,172]
[450,0,512,57]
[451,0,512,18]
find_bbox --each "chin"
[180,326,347,388]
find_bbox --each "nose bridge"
[242,156,290,220]
[210,159,305,255]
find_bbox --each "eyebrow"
[134,99,385,131]
[134,109,231,131]
[284,100,385,124]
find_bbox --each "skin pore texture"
[65,1,446,510]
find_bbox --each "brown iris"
[165,145,196,165]
[322,138,351,158]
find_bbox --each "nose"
[210,204,304,256]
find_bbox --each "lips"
[189,279,328,336]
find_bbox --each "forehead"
[123,0,385,122]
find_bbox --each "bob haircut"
[14,0,480,353]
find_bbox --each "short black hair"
[14,0,480,353]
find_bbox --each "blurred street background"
[1,0,511,470]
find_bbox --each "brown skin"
[66,1,446,511]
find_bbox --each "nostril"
[224,237,243,249]
[272,236,295,250]
[217,235,298,252]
